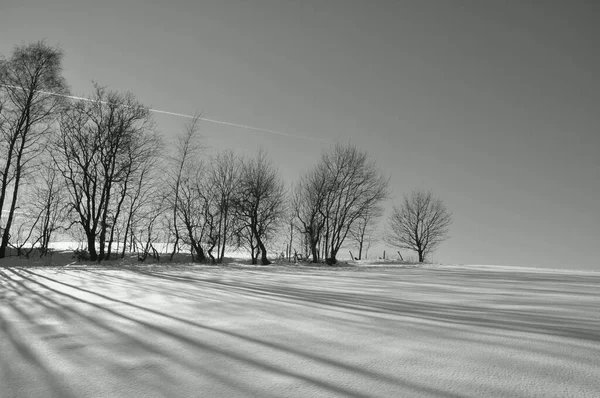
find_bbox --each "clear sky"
[1,0,598,269]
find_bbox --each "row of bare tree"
[1,41,451,264]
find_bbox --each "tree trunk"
[207,238,216,264]
[327,251,337,265]
[358,240,363,260]
[310,239,319,263]
[121,224,129,259]
[130,226,135,253]
[40,219,50,257]
[98,226,106,261]
[288,222,293,262]
[0,163,24,258]
[107,226,116,260]
[192,241,206,262]
[219,237,226,263]
[251,247,258,264]
[257,236,271,265]
[197,246,206,262]
[170,230,180,261]
[219,208,228,263]
[0,104,26,243]
[87,233,98,261]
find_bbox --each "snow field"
[1,264,599,397]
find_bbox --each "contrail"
[0,83,330,143]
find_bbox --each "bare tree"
[7,212,41,257]
[176,160,212,262]
[348,205,382,260]
[233,150,286,265]
[166,116,204,260]
[294,143,389,264]
[207,150,241,263]
[6,160,67,258]
[386,190,452,263]
[30,163,67,256]
[118,142,163,258]
[53,85,157,261]
[130,192,168,262]
[0,40,68,257]
[291,163,329,263]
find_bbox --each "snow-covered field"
[1,262,599,397]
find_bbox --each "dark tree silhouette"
[165,116,204,261]
[53,85,158,261]
[31,163,67,256]
[207,150,241,263]
[294,144,389,264]
[386,190,452,263]
[233,150,286,265]
[348,205,382,260]
[292,164,329,263]
[0,41,68,257]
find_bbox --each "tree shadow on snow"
[0,267,462,398]
[1,265,599,397]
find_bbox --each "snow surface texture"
[1,263,599,398]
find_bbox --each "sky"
[1,0,598,269]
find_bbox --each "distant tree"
[6,212,40,257]
[386,190,452,263]
[348,205,382,260]
[233,150,286,265]
[168,148,243,264]
[165,116,204,260]
[0,40,68,257]
[130,192,168,262]
[207,150,241,263]
[118,138,163,258]
[105,116,161,259]
[8,159,67,258]
[294,143,389,264]
[291,163,329,263]
[176,160,211,262]
[31,162,67,256]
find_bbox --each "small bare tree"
[165,116,204,260]
[207,150,241,263]
[118,141,163,258]
[386,190,451,263]
[130,192,168,262]
[31,163,67,256]
[291,164,329,263]
[348,205,382,260]
[233,150,286,265]
[176,160,212,262]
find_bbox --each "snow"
[1,262,599,397]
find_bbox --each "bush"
[73,248,90,261]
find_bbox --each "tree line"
[0,41,451,264]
